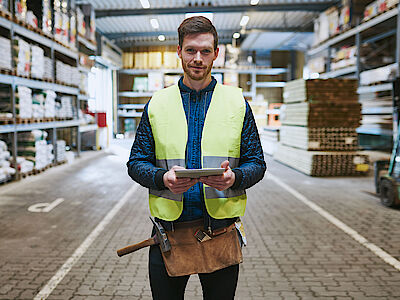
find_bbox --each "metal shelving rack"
[117,67,288,133]
[307,5,400,144]
[0,3,98,181]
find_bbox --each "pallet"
[0,118,13,125]
[53,160,67,167]
[16,117,35,124]
[0,9,12,21]
[0,68,14,76]
[13,17,45,36]
[20,170,34,179]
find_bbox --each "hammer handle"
[117,237,156,257]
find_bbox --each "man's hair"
[178,16,218,50]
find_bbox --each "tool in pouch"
[195,218,246,245]
[117,217,171,257]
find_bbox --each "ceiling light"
[240,15,249,27]
[139,0,150,9]
[185,12,214,22]
[150,18,159,29]
[233,32,240,39]
[250,0,259,5]
[158,35,166,41]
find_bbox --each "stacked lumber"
[260,127,279,156]
[274,78,368,176]
[280,127,358,151]
[274,144,369,176]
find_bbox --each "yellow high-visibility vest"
[148,83,247,221]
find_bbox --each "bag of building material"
[44,90,56,118]
[0,36,12,70]
[31,45,44,79]
[13,38,31,77]
[15,86,32,118]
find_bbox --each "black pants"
[149,245,239,300]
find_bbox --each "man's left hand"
[199,160,235,191]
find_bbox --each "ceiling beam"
[95,2,338,18]
[105,27,313,41]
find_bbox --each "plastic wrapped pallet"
[0,140,15,183]
[43,56,53,81]
[359,63,398,85]
[42,0,52,35]
[31,45,44,79]
[0,37,12,70]
[14,0,27,21]
[18,130,53,170]
[56,95,73,119]
[70,11,77,49]
[77,7,86,37]
[13,38,31,77]
[44,90,56,118]
[32,92,45,119]
[56,140,66,162]
[0,0,9,12]
[15,86,32,118]
[79,72,88,94]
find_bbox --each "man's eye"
[186,49,195,53]
[202,50,211,54]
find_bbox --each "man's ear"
[213,47,219,61]
[177,45,182,59]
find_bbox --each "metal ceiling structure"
[83,0,339,49]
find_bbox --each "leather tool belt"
[161,219,243,277]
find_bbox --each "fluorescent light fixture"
[233,32,240,39]
[140,0,150,9]
[150,18,159,29]
[240,15,249,27]
[158,35,166,41]
[250,0,259,5]
[185,12,214,22]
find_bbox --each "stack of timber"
[274,78,369,176]
[280,127,358,151]
[275,144,369,176]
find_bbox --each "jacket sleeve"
[126,103,167,190]
[231,101,267,190]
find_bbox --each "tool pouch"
[161,219,242,277]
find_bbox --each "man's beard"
[182,62,213,81]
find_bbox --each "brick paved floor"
[0,143,399,299]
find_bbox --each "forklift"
[374,78,400,208]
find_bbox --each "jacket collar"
[178,76,217,95]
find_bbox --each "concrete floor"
[0,140,399,300]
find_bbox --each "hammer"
[117,217,171,257]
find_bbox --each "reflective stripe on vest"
[148,83,247,221]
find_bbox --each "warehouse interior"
[0,0,400,299]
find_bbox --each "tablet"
[175,168,225,178]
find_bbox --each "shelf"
[308,7,399,56]
[266,109,281,114]
[118,112,143,117]
[118,104,146,109]
[0,120,80,133]
[255,82,286,88]
[320,66,357,79]
[119,68,288,75]
[0,15,12,29]
[78,94,89,100]
[0,74,79,94]
[119,91,153,97]
[357,83,393,94]
[78,35,97,52]
[79,124,98,132]
[53,42,78,59]
[357,127,393,136]
[362,107,393,114]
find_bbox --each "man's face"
[177,33,219,81]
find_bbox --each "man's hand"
[199,160,235,191]
[163,166,199,194]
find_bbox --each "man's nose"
[194,51,202,62]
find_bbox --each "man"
[127,16,266,300]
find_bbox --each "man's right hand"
[163,166,199,194]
